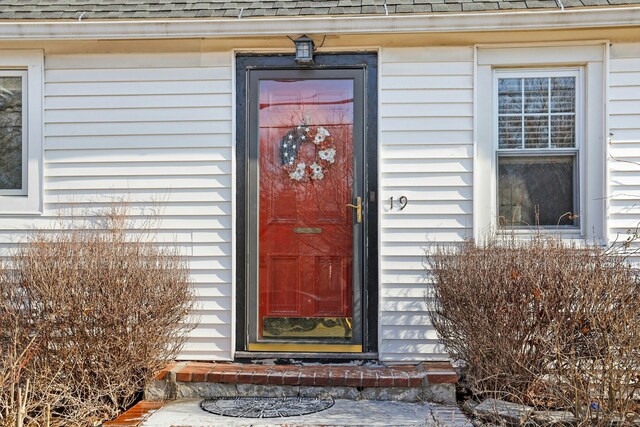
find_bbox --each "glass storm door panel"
[247,70,364,349]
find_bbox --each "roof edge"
[0,6,638,40]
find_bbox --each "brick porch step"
[146,361,458,404]
[157,361,457,388]
[104,401,163,427]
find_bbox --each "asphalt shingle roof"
[0,0,638,20]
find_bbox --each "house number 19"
[389,196,408,211]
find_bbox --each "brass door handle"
[346,196,362,223]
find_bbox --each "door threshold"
[235,351,379,361]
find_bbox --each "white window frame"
[494,68,583,231]
[0,51,43,214]
[474,44,606,242]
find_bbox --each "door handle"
[346,196,362,223]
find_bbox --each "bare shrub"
[0,206,195,426]
[428,234,640,424]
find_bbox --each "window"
[0,71,27,195]
[0,51,43,214]
[475,44,606,241]
[495,70,581,228]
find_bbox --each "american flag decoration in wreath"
[279,125,336,181]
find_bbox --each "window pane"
[498,116,522,149]
[498,78,522,114]
[550,77,575,113]
[498,156,576,227]
[551,115,575,148]
[523,115,548,148]
[0,76,22,190]
[524,77,548,113]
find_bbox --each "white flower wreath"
[279,126,337,182]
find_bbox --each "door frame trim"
[235,52,379,355]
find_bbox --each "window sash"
[0,69,27,196]
[496,70,580,152]
[497,153,579,229]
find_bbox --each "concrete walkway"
[140,399,472,427]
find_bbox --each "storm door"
[245,67,366,352]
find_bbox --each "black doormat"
[200,396,335,418]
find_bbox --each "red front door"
[256,77,357,343]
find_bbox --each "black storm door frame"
[235,52,378,355]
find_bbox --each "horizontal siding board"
[611,43,640,59]
[46,80,231,97]
[188,326,232,339]
[381,341,446,355]
[381,230,469,243]
[45,161,232,177]
[45,93,233,110]
[381,102,473,118]
[610,100,640,115]
[45,135,233,150]
[609,71,640,87]
[381,187,473,201]
[382,159,472,173]
[608,130,640,142]
[45,66,231,82]
[46,107,231,123]
[381,117,473,132]
[45,188,231,203]
[45,52,231,69]
[380,47,473,63]
[382,200,471,215]
[381,285,431,299]
[46,147,231,163]
[45,121,231,137]
[0,215,232,231]
[381,61,473,76]
[609,57,640,72]
[381,144,472,157]
[382,173,472,187]
[44,203,232,218]
[610,114,640,130]
[45,175,232,190]
[380,75,472,90]
[380,327,440,341]
[381,89,472,103]
[609,86,640,101]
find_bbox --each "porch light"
[294,35,315,65]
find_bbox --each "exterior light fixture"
[294,35,315,65]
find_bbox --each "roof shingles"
[0,0,635,19]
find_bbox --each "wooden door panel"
[314,256,351,316]
[265,256,299,315]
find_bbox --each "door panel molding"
[235,53,378,356]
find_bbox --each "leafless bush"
[428,234,640,425]
[0,206,195,426]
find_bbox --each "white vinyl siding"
[0,52,234,360]
[379,47,474,362]
[609,43,640,245]
[0,40,633,364]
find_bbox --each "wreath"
[279,125,336,181]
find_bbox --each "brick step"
[146,361,458,404]
[103,401,163,427]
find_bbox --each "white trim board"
[0,7,638,40]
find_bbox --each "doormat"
[200,396,335,418]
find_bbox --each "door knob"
[346,196,362,223]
